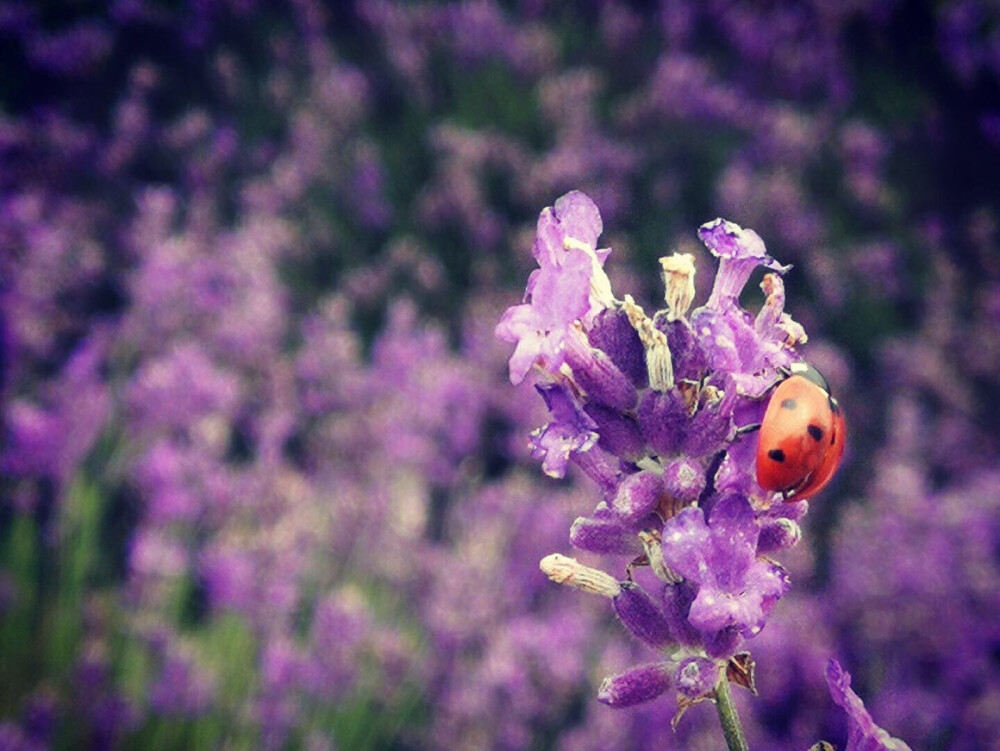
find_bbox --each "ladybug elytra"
[755,363,846,502]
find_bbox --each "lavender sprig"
[499,191,812,745]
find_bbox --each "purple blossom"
[528,383,599,478]
[662,496,789,640]
[504,191,815,734]
[495,254,596,384]
[147,650,215,717]
[496,191,613,384]
[826,660,913,751]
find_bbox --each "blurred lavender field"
[1,1,998,749]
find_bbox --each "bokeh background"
[1,1,999,749]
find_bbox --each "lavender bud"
[661,582,702,646]
[638,390,688,458]
[569,515,643,556]
[661,457,706,505]
[613,582,676,649]
[757,517,802,554]
[587,308,647,386]
[704,627,743,659]
[597,663,673,708]
[612,470,664,521]
[675,656,720,700]
[584,403,646,462]
[563,326,638,411]
[658,315,706,384]
[570,446,622,502]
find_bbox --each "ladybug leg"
[625,554,649,582]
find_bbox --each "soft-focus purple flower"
[2,3,993,749]
[26,21,113,76]
[1,332,110,489]
[0,722,44,751]
[148,649,215,717]
[826,660,913,751]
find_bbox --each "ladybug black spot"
[768,449,786,463]
[780,398,798,410]
[807,424,824,441]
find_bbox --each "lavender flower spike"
[825,660,913,751]
[502,191,811,745]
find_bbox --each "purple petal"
[528,384,599,478]
[826,660,913,751]
[705,496,759,587]
[697,217,782,264]
[746,558,790,616]
[757,517,802,554]
[698,219,790,311]
[554,190,603,249]
[532,191,605,268]
[530,251,594,326]
[688,584,764,635]
[660,506,711,581]
[532,206,565,266]
[661,582,703,647]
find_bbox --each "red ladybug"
[756,363,846,501]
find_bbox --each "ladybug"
[756,362,846,501]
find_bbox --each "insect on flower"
[756,362,846,501]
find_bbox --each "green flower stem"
[715,675,750,751]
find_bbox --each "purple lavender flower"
[507,191,817,734]
[495,190,614,384]
[825,660,913,751]
[528,383,599,478]
[662,497,789,643]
